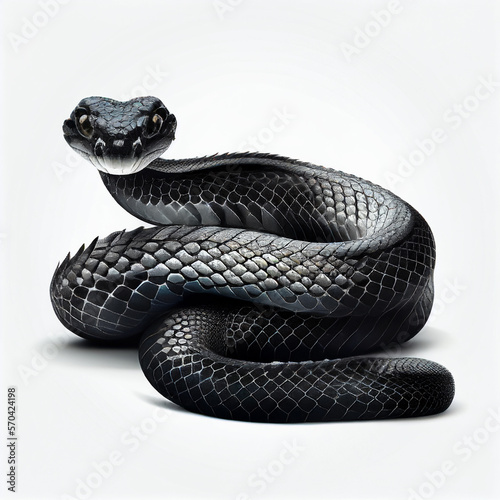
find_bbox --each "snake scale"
[50,96,454,423]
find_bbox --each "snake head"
[63,96,177,175]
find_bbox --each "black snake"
[50,96,454,423]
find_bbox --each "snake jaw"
[90,156,144,175]
[89,136,145,175]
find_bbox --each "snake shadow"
[55,336,141,371]
[55,324,449,372]
[370,325,453,357]
[138,393,463,425]
[54,325,459,423]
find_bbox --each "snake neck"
[99,152,416,257]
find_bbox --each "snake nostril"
[134,144,143,157]
[133,137,143,157]
[94,138,106,157]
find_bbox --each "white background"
[1,1,499,499]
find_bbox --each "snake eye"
[144,107,167,138]
[74,107,94,139]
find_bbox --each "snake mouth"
[90,156,144,175]
[90,137,146,174]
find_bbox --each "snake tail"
[139,308,454,423]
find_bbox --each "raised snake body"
[50,97,454,422]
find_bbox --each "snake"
[50,96,455,423]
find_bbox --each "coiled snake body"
[50,97,454,422]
